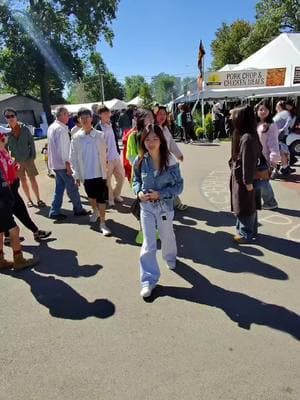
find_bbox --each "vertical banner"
[197,40,205,91]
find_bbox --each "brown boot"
[0,253,13,270]
[13,251,39,270]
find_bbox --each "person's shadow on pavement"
[21,240,102,278]
[175,226,288,280]
[3,269,115,320]
[175,206,234,228]
[147,261,300,341]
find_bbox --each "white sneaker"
[89,210,99,223]
[100,223,111,236]
[166,260,176,270]
[114,196,124,203]
[140,285,155,298]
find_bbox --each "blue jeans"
[236,211,258,240]
[49,169,83,217]
[140,201,177,288]
[254,180,277,207]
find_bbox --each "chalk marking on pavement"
[259,215,293,226]
[286,224,300,243]
[201,169,300,242]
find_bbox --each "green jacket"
[126,130,142,165]
[8,123,36,162]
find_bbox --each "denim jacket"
[132,153,183,211]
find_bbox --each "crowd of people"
[0,97,298,298]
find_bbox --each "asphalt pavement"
[0,140,299,400]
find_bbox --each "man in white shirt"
[47,106,89,220]
[96,106,125,207]
[70,108,111,236]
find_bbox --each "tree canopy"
[124,75,147,101]
[67,52,124,103]
[150,73,181,104]
[210,20,252,70]
[210,0,300,70]
[240,0,300,58]
[0,0,120,122]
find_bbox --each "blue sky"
[97,0,257,82]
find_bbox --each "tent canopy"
[105,98,128,111]
[127,96,143,106]
[175,33,300,102]
[52,98,127,113]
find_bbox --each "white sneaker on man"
[114,196,124,203]
[89,210,99,223]
[108,200,115,207]
[140,284,155,298]
[100,223,111,236]
[166,260,176,270]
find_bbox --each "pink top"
[257,122,281,164]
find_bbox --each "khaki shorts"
[18,159,39,178]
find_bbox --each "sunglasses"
[5,114,16,119]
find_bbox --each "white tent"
[52,98,127,113]
[127,96,143,106]
[51,102,98,113]
[105,98,128,111]
[175,33,300,102]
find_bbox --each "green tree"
[240,0,300,58]
[139,83,153,108]
[66,81,90,104]
[210,20,252,70]
[151,73,179,104]
[124,75,146,101]
[67,52,123,104]
[181,77,197,94]
[0,1,119,122]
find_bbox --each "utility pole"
[100,73,105,104]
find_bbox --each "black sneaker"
[280,167,290,176]
[34,230,52,241]
[74,209,91,217]
[49,213,67,220]
[287,166,296,174]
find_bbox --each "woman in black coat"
[229,105,262,243]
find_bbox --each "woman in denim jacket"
[132,124,183,298]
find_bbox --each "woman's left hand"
[148,190,160,200]
[246,184,254,191]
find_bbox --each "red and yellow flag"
[197,40,205,90]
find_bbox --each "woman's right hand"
[138,191,150,202]
[246,184,254,191]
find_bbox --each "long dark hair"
[138,124,170,173]
[231,104,258,160]
[255,99,273,124]
[255,99,273,133]
[136,109,153,132]
[155,106,168,127]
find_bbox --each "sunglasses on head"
[5,114,16,119]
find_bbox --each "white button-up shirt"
[47,120,70,170]
[80,132,103,179]
[99,122,119,162]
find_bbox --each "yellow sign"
[206,68,286,89]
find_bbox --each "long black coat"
[230,133,261,217]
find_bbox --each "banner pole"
[201,57,207,140]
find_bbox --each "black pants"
[5,179,38,237]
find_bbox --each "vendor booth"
[175,33,300,103]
